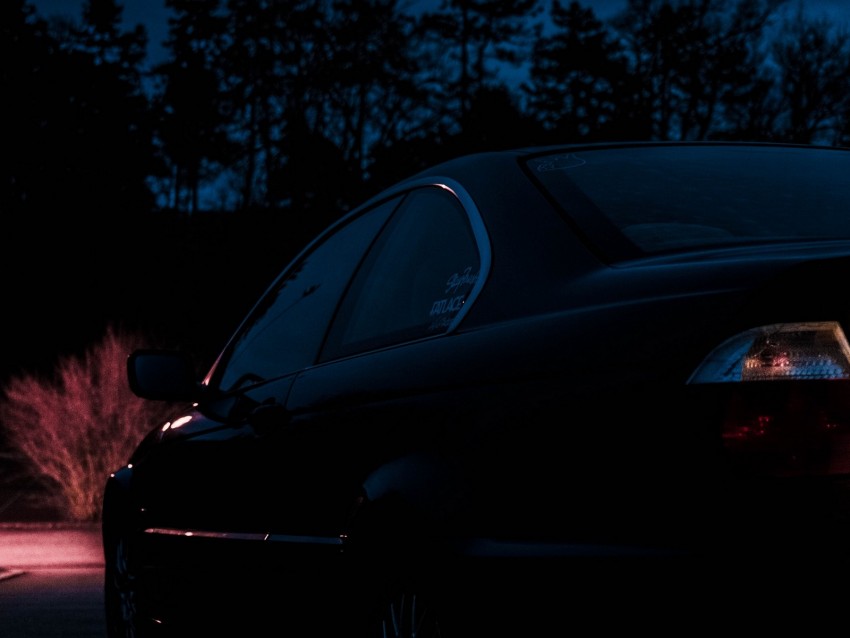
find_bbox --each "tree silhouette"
[610,0,785,140]
[155,0,230,214]
[705,0,784,141]
[8,0,850,213]
[669,0,781,140]
[525,1,632,141]
[772,7,850,144]
[323,0,422,188]
[70,0,158,215]
[419,0,543,129]
[1,0,55,214]
[219,0,295,211]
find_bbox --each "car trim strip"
[144,527,345,546]
[143,527,685,558]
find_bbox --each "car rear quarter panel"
[286,243,850,551]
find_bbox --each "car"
[103,141,850,636]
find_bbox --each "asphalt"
[0,470,104,580]
[0,522,103,581]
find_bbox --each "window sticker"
[533,153,586,171]
[428,266,479,331]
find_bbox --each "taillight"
[689,322,850,477]
[689,321,850,384]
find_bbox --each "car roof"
[330,141,850,330]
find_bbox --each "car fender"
[101,465,138,556]
[102,465,134,521]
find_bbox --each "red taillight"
[717,387,850,477]
[722,414,771,441]
[689,322,850,477]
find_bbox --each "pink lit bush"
[0,325,177,522]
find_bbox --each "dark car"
[103,141,850,636]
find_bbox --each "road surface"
[0,523,106,638]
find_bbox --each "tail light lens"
[689,321,850,384]
[689,322,850,477]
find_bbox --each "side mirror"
[127,350,199,402]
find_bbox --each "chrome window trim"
[389,176,492,334]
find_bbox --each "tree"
[707,1,785,141]
[607,0,676,139]
[1,1,49,212]
[218,0,298,211]
[275,106,351,226]
[322,0,423,187]
[0,325,178,522]
[54,0,158,216]
[672,0,782,140]
[418,0,543,129]
[2,1,157,217]
[771,8,850,144]
[524,1,632,141]
[610,0,784,140]
[155,0,230,214]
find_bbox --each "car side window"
[213,197,400,393]
[320,186,481,361]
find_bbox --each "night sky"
[30,0,850,70]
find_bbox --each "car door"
[278,181,488,542]
[132,195,402,535]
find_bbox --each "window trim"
[385,177,491,334]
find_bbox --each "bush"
[0,324,178,522]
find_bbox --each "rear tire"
[371,579,444,638]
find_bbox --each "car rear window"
[526,144,850,254]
